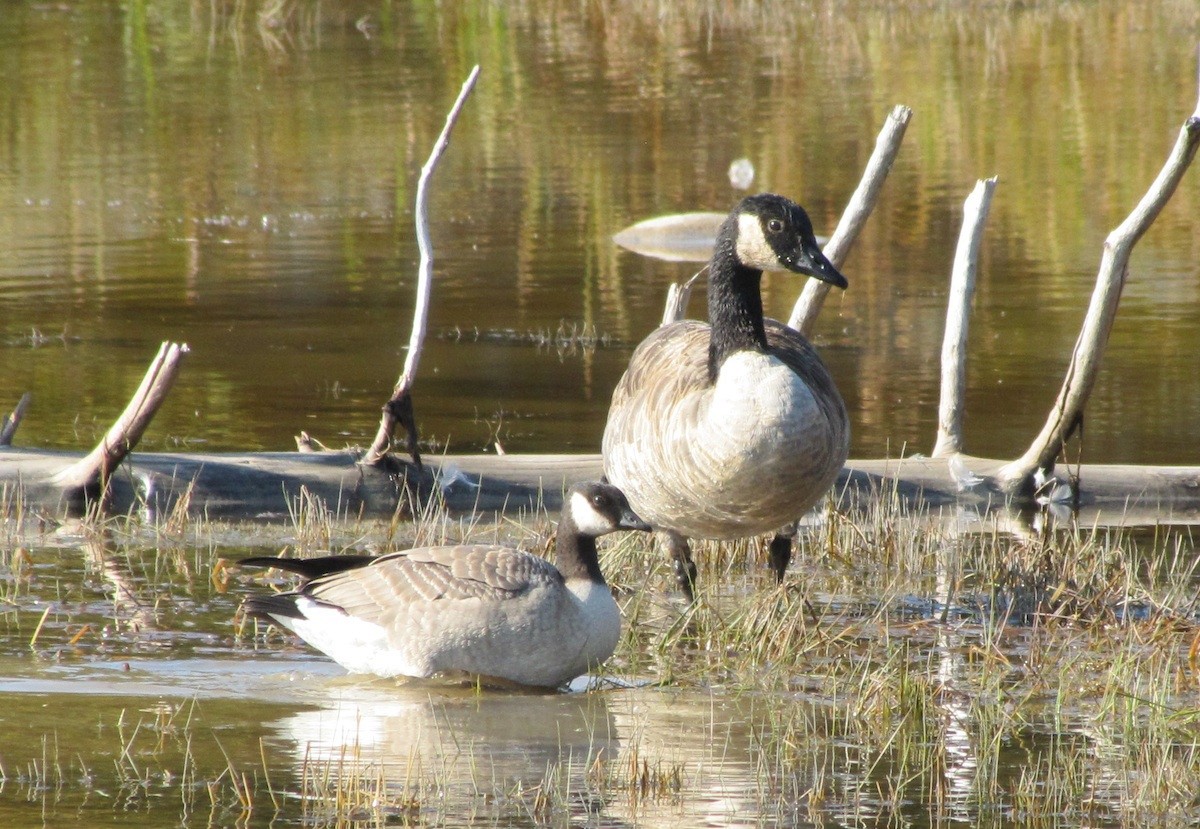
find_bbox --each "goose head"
[563,481,652,538]
[554,481,650,584]
[727,193,848,289]
[705,194,847,379]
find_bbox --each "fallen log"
[3,446,1199,531]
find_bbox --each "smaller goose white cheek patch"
[736,213,783,271]
[569,491,613,537]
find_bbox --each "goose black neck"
[554,520,605,584]
[707,238,768,382]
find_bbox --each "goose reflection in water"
[264,679,823,828]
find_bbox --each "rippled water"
[1,1,1198,463]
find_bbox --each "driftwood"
[996,82,1200,495]
[0,392,31,446]
[661,270,704,326]
[3,447,1199,532]
[3,59,1200,530]
[654,105,910,326]
[614,213,728,264]
[49,342,189,503]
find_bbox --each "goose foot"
[659,530,697,603]
[768,524,797,583]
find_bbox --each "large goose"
[602,193,849,600]
[241,481,650,690]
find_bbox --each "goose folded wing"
[303,545,561,624]
[607,321,710,412]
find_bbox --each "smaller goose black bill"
[618,508,652,533]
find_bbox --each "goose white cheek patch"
[736,213,783,271]
[569,492,613,537]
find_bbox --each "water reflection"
[273,680,620,815]
[82,534,157,633]
[0,2,1197,463]
[268,680,802,828]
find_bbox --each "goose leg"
[659,530,697,602]
[768,523,798,583]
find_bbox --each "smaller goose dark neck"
[707,231,769,383]
[554,516,605,584]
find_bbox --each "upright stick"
[660,270,704,326]
[0,392,31,446]
[52,342,189,493]
[788,104,912,335]
[363,65,481,468]
[997,63,1200,495]
[932,177,997,458]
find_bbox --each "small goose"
[240,482,650,690]
[603,193,849,600]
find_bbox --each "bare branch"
[660,269,705,326]
[788,104,912,335]
[0,392,31,446]
[932,177,998,458]
[53,342,189,493]
[997,84,1200,494]
[363,65,481,468]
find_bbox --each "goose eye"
[591,494,609,509]
[766,218,784,233]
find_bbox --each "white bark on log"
[51,342,189,493]
[933,177,997,458]
[0,392,31,446]
[788,104,912,335]
[363,65,481,467]
[997,82,1200,495]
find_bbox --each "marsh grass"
[599,494,1200,826]
[3,489,1200,827]
[296,742,423,827]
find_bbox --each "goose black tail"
[240,554,376,582]
[242,593,307,622]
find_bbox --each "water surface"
[2,524,1195,828]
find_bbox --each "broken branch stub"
[0,392,31,446]
[997,86,1200,495]
[660,269,705,326]
[52,341,189,494]
[363,65,481,469]
[788,104,912,335]
[932,177,998,459]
